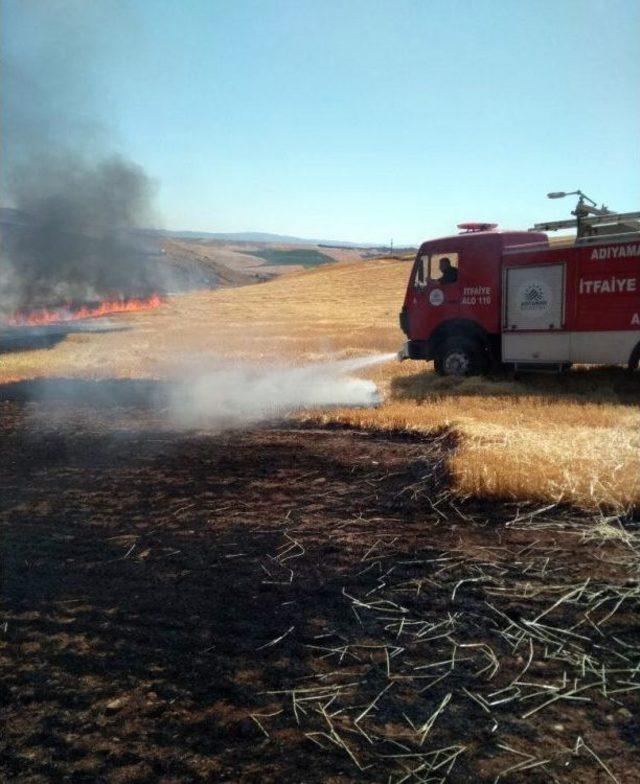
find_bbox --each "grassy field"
[237,247,335,267]
[2,256,639,511]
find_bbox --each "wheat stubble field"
[2,256,640,783]
[3,255,639,512]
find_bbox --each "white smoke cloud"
[165,353,395,429]
[17,352,395,433]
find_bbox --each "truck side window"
[429,253,459,284]
[414,254,429,288]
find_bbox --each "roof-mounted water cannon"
[548,189,595,204]
[548,189,609,217]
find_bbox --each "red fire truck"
[398,192,640,375]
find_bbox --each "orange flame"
[6,294,165,327]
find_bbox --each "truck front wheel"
[435,337,488,377]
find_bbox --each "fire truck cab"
[399,197,640,375]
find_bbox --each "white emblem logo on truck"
[429,289,445,306]
[517,281,552,316]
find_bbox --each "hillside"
[162,237,386,279]
[0,208,394,295]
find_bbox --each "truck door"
[502,263,570,363]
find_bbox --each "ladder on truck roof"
[531,190,640,239]
[532,211,640,235]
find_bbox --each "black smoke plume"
[0,2,162,316]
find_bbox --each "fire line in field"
[6,294,165,327]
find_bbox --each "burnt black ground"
[1,388,639,783]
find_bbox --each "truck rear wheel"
[435,337,488,377]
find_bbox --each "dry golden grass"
[318,369,640,512]
[2,256,639,511]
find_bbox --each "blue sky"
[3,0,639,243]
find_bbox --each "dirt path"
[1,391,639,783]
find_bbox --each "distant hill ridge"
[0,207,389,249]
[144,229,379,248]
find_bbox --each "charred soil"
[1,388,639,783]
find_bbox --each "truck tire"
[435,337,488,377]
